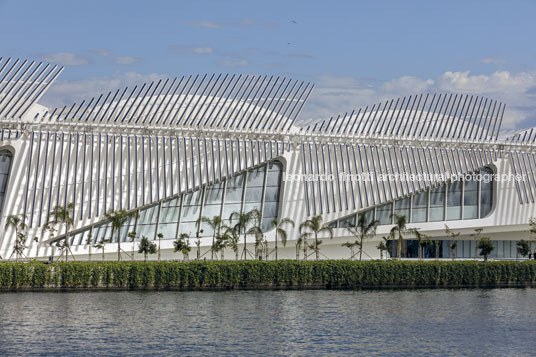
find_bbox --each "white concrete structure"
[0,57,535,260]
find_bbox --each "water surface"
[0,289,534,355]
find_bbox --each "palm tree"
[270,218,295,260]
[200,215,223,260]
[299,215,333,260]
[45,203,74,261]
[194,228,204,260]
[411,228,429,260]
[444,225,460,260]
[341,241,357,260]
[214,233,230,260]
[138,236,157,261]
[5,214,28,262]
[297,232,311,260]
[346,215,378,261]
[390,214,411,260]
[229,209,260,260]
[127,231,137,260]
[247,211,264,260]
[94,237,111,261]
[104,209,138,261]
[85,233,93,262]
[173,233,191,261]
[222,225,240,260]
[376,236,392,260]
[157,232,163,261]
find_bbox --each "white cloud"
[185,21,222,28]
[217,59,248,68]
[184,19,277,29]
[39,72,167,108]
[191,47,214,54]
[481,57,506,66]
[170,46,214,55]
[382,76,434,93]
[89,49,142,65]
[91,49,112,57]
[303,70,536,129]
[39,52,90,66]
[113,56,142,65]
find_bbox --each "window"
[464,174,478,219]
[480,167,493,217]
[339,215,356,228]
[446,181,462,220]
[394,197,410,221]
[200,183,224,237]
[0,150,12,215]
[429,185,445,221]
[376,203,392,225]
[412,191,427,223]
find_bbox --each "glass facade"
[0,149,12,215]
[411,191,427,223]
[70,161,283,244]
[331,168,494,228]
[388,239,521,260]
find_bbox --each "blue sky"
[1,0,535,129]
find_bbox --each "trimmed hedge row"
[1,260,536,290]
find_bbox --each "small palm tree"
[45,203,74,261]
[230,209,260,260]
[194,229,204,260]
[346,215,378,261]
[297,232,311,260]
[299,215,333,260]
[390,214,411,260]
[173,233,191,261]
[138,236,157,262]
[157,232,163,261]
[5,214,28,262]
[94,237,111,261]
[200,215,223,260]
[270,218,295,260]
[444,225,460,260]
[247,211,264,260]
[128,231,137,260]
[104,209,138,261]
[341,241,358,260]
[85,233,93,262]
[214,233,230,260]
[411,228,429,260]
[222,225,240,260]
[376,236,392,260]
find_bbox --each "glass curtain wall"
[0,149,12,215]
[70,161,283,245]
[388,239,520,259]
[333,168,494,228]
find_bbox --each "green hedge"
[1,260,536,290]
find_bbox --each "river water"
[0,289,534,355]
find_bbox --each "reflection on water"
[0,289,534,355]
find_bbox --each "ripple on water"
[0,289,534,356]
